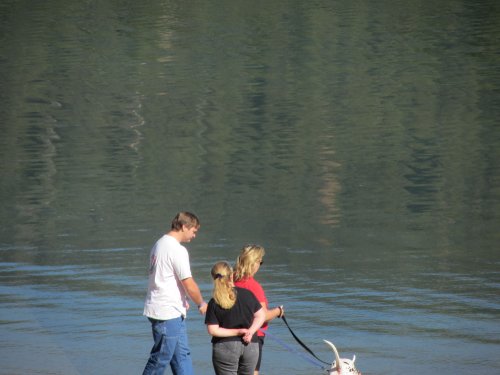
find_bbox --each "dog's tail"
[323,340,342,371]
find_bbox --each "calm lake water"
[1,0,499,374]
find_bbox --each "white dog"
[323,340,361,375]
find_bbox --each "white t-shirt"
[143,234,192,320]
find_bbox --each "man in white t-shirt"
[143,212,207,375]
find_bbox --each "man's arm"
[181,277,207,314]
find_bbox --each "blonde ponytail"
[211,262,236,309]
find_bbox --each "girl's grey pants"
[212,341,259,375]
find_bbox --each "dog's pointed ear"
[323,340,341,370]
[352,354,356,363]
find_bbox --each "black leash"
[261,329,326,369]
[281,315,331,366]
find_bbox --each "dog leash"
[261,329,327,370]
[281,315,331,366]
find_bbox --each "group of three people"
[142,212,284,375]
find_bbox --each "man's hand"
[198,301,208,315]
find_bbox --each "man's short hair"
[171,212,200,231]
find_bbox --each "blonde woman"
[234,245,284,375]
[205,262,265,375]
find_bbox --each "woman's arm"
[207,324,248,338]
[261,302,284,321]
[242,307,266,343]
